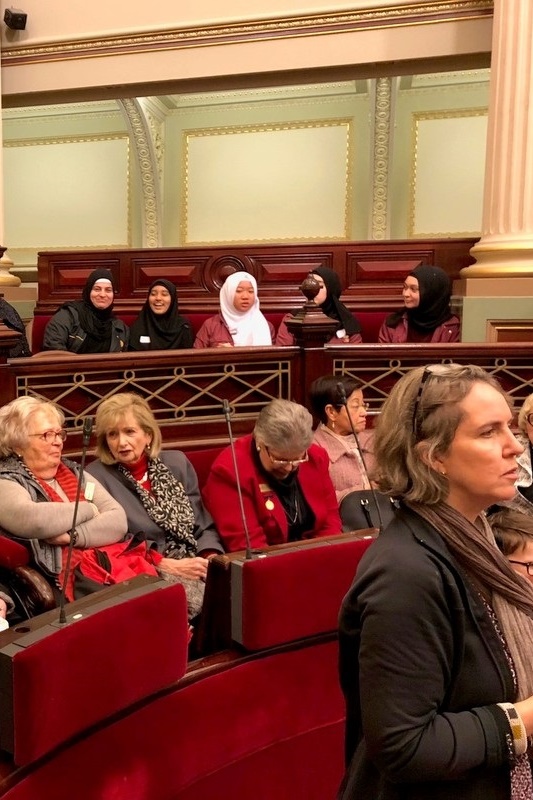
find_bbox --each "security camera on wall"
[4,7,27,30]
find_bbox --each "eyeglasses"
[28,429,67,444]
[526,413,533,427]
[508,560,533,576]
[411,363,463,439]
[263,445,309,468]
[348,402,369,411]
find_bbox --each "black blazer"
[338,505,516,800]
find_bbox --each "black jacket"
[43,305,128,353]
[338,505,516,800]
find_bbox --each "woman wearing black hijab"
[43,268,129,353]
[129,280,193,351]
[275,266,362,345]
[378,264,460,343]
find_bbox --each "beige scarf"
[408,501,533,701]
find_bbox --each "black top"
[129,280,193,351]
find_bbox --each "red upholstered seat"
[230,534,375,650]
[0,576,189,766]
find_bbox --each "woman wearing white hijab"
[193,271,274,348]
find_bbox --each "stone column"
[0,35,20,287]
[465,0,533,277]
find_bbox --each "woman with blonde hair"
[87,392,223,617]
[339,363,533,800]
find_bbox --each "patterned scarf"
[118,457,197,558]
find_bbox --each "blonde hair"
[0,396,64,457]
[374,363,509,505]
[517,394,533,435]
[94,392,162,465]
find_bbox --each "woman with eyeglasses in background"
[338,363,533,800]
[309,374,374,503]
[203,398,341,552]
[0,396,127,588]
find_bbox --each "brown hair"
[374,363,510,504]
[489,506,533,557]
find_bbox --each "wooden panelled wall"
[35,238,477,316]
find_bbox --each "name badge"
[140,335,151,344]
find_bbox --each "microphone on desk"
[58,416,93,624]
[222,399,255,560]
[336,382,385,534]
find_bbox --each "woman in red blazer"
[203,399,342,552]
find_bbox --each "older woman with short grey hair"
[203,398,341,552]
[0,395,127,586]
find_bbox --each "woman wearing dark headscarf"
[378,264,460,343]
[275,266,362,346]
[128,280,193,351]
[42,268,128,353]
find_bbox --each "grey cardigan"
[0,456,128,575]
[86,451,223,556]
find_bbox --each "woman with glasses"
[0,396,127,586]
[309,374,374,502]
[490,506,533,586]
[203,398,342,552]
[338,363,533,800]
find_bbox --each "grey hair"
[517,394,533,435]
[373,363,509,505]
[254,399,314,452]
[0,396,64,457]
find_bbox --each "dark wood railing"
[2,342,532,458]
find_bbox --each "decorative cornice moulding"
[1,1,494,66]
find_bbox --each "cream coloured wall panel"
[184,121,350,244]
[4,136,130,249]
[410,111,487,236]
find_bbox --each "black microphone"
[58,416,93,624]
[222,400,254,560]
[336,382,385,534]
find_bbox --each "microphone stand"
[58,416,93,624]
[222,400,255,560]
[336,383,385,534]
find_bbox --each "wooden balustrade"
[2,341,532,458]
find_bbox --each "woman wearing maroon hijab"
[378,264,460,343]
